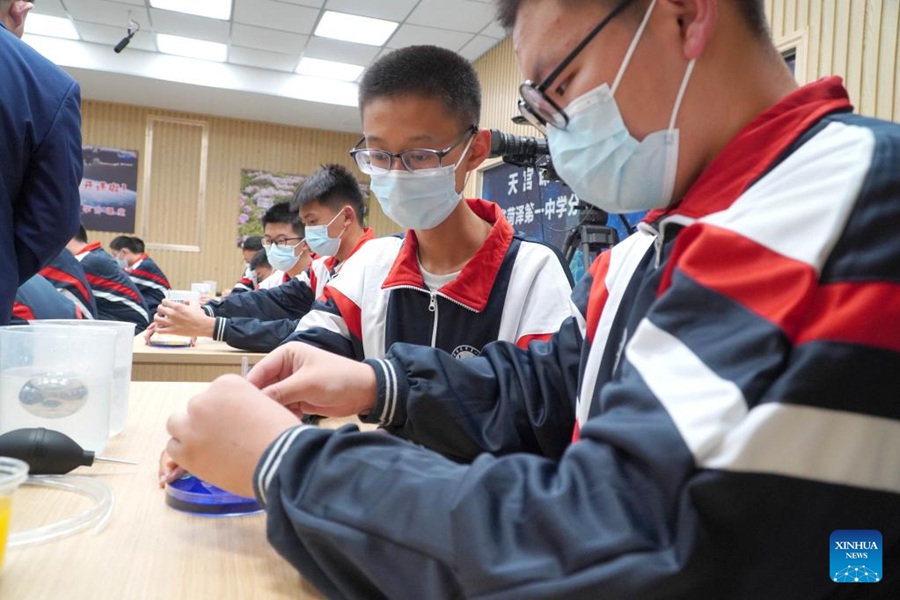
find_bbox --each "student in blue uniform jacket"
[0,1,83,324]
[109,235,171,316]
[165,1,900,597]
[67,225,149,333]
[39,248,98,319]
[12,274,80,323]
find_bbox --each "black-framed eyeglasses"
[261,236,304,249]
[350,125,477,174]
[518,0,634,132]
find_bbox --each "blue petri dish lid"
[165,474,263,517]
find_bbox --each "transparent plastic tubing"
[8,475,114,547]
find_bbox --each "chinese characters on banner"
[481,161,645,253]
[79,146,139,233]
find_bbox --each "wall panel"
[80,101,391,291]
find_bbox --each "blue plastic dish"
[165,474,263,517]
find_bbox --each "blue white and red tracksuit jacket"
[125,254,170,316]
[12,274,80,323]
[39,248,98,319]
[75,242,149,332]
[0,23,82,325]
[283,199,573,372]
[202,230,375,353]
[252,78,900,598]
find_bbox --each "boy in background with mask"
[280,46,573,372]
[109,235,171,316]
[67,225,149,332]
[151,171,372,352]
[230,235,264,295]
[165,0,900,596]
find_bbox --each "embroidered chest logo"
[451,345,480,359]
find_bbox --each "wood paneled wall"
[764,0,900,122]
[80,101,404,290]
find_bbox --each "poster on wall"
[236,168,370,246]
[237,169,306,245]
[79,146,139,233]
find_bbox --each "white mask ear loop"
[668,59,696,132]
[454,132,476,195]
[611,0,658,95]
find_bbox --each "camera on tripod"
[488,129,558,179]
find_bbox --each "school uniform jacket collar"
[74,241,102,258]
[324,227,376,273]
[646,76,853,224]
[382,198,513,312]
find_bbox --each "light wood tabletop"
[0,381,365,599]
[132,335,266,382]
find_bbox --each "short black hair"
[249,248,270,270]
[261,201,303,235]
[242,235,263,251]
[109,235,143,253]
[358,45,481,131]
[290,164,366,226]
[74,224,88,244]
[495,0,769,38]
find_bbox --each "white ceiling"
[26,0,507,133]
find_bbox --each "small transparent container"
[30,320,136,436]
[0,457,29,569]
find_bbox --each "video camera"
[488,129,558,180]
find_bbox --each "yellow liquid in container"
[0,495,11,569]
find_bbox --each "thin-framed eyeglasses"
[350,125,478,174]
[518,0,634,132]
[261,236,304,249]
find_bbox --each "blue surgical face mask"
[547,0,695,214]
[305,210,346,257]
[265,243,301,272]
[370,135,474,230]
[115,256,128,269]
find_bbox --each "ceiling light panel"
[296,57,364,82]
[314,11,398,46]
[24,14,79,40]
[149,0,233,21]
[156,34,227,62]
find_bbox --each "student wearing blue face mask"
[278,46,574,372]
[150,170,373,352]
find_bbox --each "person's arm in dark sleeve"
[14,83,82,283]
[202,278,313,321]
[362,316,583,462]
[215,317,302,353]
[253,398,702,600]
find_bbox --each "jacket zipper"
[428,291,438,347]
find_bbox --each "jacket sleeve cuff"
[212,317,227,342]
[360,358,408,427]
[202,304,216,317]
[253,425,311,508]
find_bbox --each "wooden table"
[1,381,370,599]
[131,335,266,382]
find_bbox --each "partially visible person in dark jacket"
[0,0,83,324]
[67,225,149,332]
[12,274,80,323]
[39,247,98,319]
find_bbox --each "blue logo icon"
[831,530,882,583]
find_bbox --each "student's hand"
[157,449,186,488]
[154,299,215,338]
[166,375,300,498]
[144,322,157,344]
[247,342,378,418]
